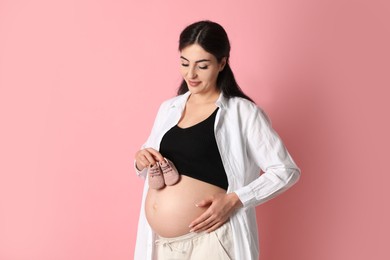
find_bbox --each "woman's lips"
[188,80,201,87]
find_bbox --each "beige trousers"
[155,222,235,260]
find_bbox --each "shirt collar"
[170,91,228,110]
[170,91,191,110]
[215,92,228,109]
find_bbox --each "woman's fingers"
[189,193,241,233]
[145,148,164,162]
[135,148,164,170]
[189,212,213,232]
[205,221,224,233]
[135,150,153,168]
[189,208,227,232]
[191,214,227,233]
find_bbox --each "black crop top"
[159,107,228,190]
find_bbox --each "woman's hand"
[189,192,243,233]
[135,148,164,171]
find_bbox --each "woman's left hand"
[189,192,243,233]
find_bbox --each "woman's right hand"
[135,148,164,171]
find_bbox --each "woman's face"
[180,44,226,96]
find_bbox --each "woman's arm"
[234,107,301,208]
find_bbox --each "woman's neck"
[188,90,220,105]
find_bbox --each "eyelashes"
[181,64,208,70]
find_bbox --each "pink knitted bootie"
[159,158,180,186]
[147,163,165,190]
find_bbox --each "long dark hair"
[178,20,253,102]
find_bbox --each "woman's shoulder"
[226,96,261,112]
[226,96,271,124]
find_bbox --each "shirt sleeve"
[234,107,301,208]
[134,160,148,179]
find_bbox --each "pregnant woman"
[134,20,301,260]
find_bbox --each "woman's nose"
[187,66,197,79]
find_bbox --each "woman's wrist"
[229,192,243,209]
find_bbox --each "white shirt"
[134,91,301,260]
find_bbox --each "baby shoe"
[148,163,165,189]
[159,158,180,186]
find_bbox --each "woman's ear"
[219,57,227,71]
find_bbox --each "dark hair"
[178,20,253,102]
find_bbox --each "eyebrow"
[180,56,211,63]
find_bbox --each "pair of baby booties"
[148,158,180,189]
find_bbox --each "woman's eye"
[198,65,208,70]
[181,63,189,67]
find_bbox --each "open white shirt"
[134,91,300,260]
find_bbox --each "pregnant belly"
[145,175,226,238]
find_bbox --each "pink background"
[0,0,389,259]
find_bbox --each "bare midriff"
[145,175,226,238]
